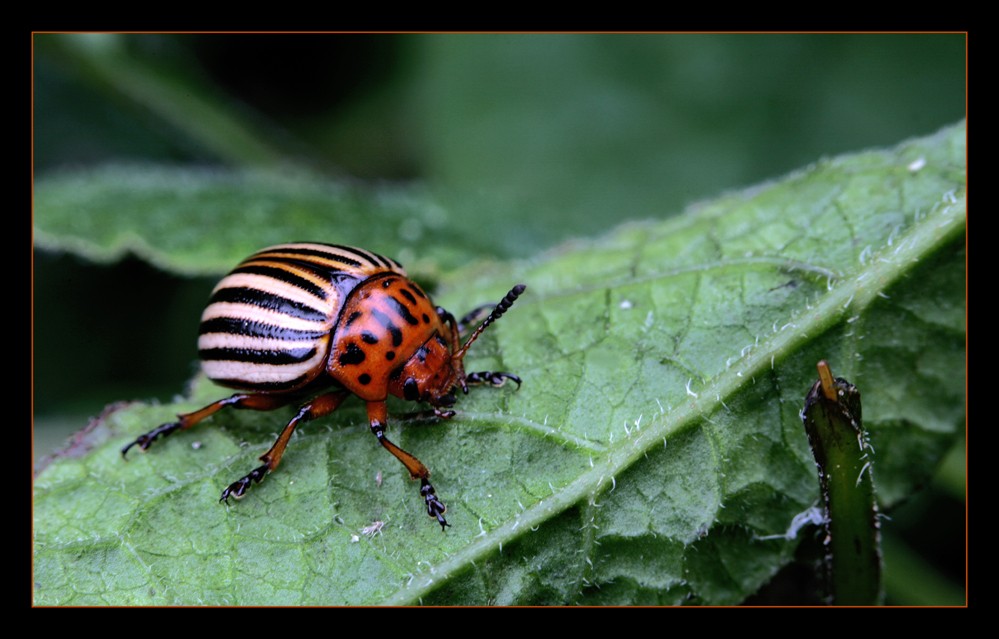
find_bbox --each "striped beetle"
[122,243,525,530]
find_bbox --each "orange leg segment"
[122,390,351,504]
[219,391,350,502]
[121,393,298,458]
[366,401,450,530]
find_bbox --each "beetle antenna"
[455,284,526,360]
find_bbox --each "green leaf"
[33,122,965,605]
[34,165,493,277]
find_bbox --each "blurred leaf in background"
[33,33,965,605]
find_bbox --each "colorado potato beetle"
[122,243,526,530]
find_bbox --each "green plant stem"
[802,364,882,605]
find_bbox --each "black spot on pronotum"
[422,313,431,324]
[338,342,366,366]
[358,373,372,385]
[386,351,396,361]
[371,309,403,347]
[361,331,379,345]
[407,283,426,299]
[388,296,419,326]
[399,288,417,305]
[345,311,362,326]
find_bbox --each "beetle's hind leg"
[366,401,450,530]
[121,393,298,458]
[219,391,350,502]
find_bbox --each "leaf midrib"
[383,189,966,605]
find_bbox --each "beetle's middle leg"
[220,390,350,502]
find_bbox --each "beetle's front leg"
[367,401,449,530]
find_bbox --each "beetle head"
[388,284,526,411]
[389,333,465,409]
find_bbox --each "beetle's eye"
[403,377,420,402]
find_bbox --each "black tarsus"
[220,464,270,502]
[121,421,183,458]
[465,371,522,389]
[421,478,450,531]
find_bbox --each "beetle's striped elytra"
[122,243,525,530]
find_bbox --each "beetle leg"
[121,393,297,458]
[220,391,349,503]
[420,478,448,530]
[465,371,522,389]
[367,401,450,530]
[456,303,494,334]
[436,305,464,353]
[436,305,458,327]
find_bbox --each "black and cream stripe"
[198,243,405,392]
